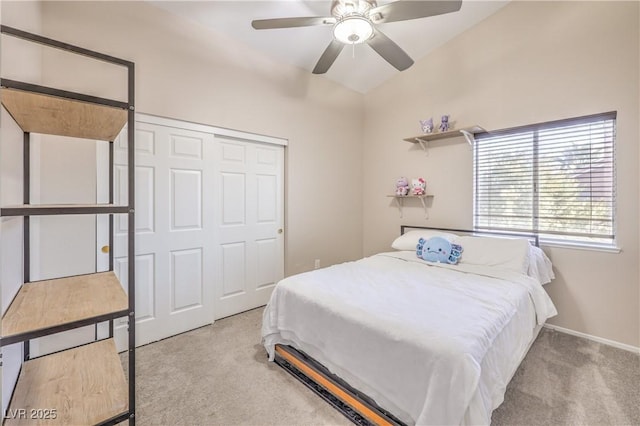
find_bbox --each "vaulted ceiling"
[150,1,509,93]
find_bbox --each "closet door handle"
[101,245,110,253]
[277,229,283,234]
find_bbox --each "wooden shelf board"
[0,203,129,216]
[2,271,128,340]
[1,87,127,141]
[403,125,485,143]
[386,194,434,199]
[5,339,128,425]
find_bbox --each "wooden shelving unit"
[386,194,434,219]
[5,339,128,426]
[1,85,128,141]
[0,25,136,425]
[404,125,485,151]
[2,272,128,345]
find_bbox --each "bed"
[262,227,557,425]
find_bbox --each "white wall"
[362,1,639,348]
[31,134,97,281]
[0,0,43,414]
[38,0,364,277]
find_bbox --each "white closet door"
[101,115,285,349]
[111,121,215,348]
[213,136,284,319]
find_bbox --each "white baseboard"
[543,324,640,354]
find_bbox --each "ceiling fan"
[251,0,463,74]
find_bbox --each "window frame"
[473,111,617,250]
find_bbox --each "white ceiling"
[150,1,509,93]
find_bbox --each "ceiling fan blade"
[251,16,336,30]
[313,40,345,74]
[369,0,462,24]
[367,28,414,71]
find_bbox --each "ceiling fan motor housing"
[331,0,377,18]
[331,0,377,44]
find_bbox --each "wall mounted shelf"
[404,125,485,151]
[387,194,433,219]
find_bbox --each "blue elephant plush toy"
[416,237,463,264]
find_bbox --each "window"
[474,112,616,247]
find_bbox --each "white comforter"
[262,252,557,425]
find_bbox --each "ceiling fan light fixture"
[253,0,463,74]
[333,15,374,45]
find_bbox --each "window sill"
[540,240,621,254]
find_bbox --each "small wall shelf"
[404,125,485,151]
[387,194,433,219]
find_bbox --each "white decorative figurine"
[412,178,426,196]
[395,177,410,196]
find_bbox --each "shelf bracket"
[393,197,404,218]
[419,196,429,219]
[390,196,431,219]
[413,137,428,153]
[460,130,475,147]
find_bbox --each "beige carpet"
[124,308,639,425]
[492,327,640,425]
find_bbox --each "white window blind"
[474,112,616,246]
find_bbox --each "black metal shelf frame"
[0,205,130,216]
[0,25,136,425]
[1,309,129,347]
[1,78,129,110]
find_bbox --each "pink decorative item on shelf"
[412,178,426,196]
[395,177,410,196]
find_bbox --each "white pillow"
[527,245,555,285]
[455,235,530,274]
[392,230,459,251]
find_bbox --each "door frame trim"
[137,113,288,147]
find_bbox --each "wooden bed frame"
[274,344,406,426]
[271,226,543,426]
